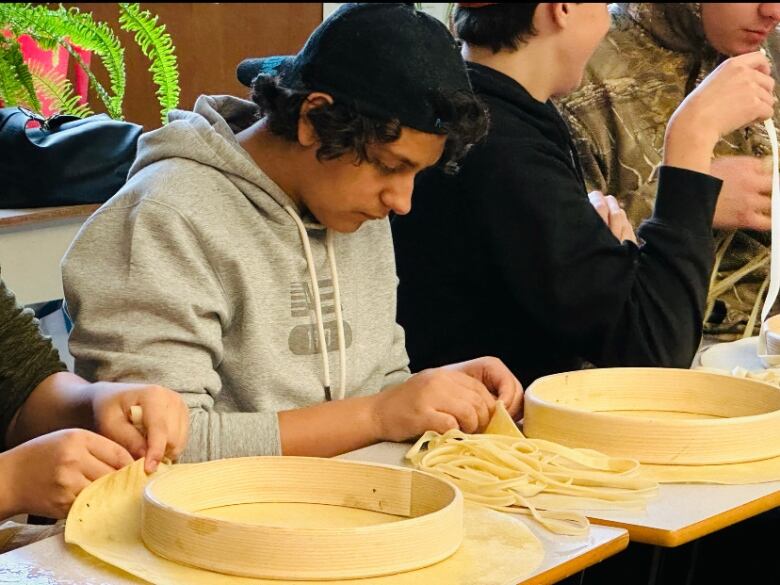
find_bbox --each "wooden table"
[0,446,629,585]
[340,442,780,547]
[0,204,100,305]
[583,480,780,547]
[0,518,627,585]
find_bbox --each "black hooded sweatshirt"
[392,62,723,386]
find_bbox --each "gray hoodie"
[62,95,411,461]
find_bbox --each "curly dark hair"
[250,74,488,175]
[454,4,540,54]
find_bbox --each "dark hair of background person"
[454,4,541,54]
[250,75,489,175]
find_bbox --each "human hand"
[709,155,772,231]
[588,191,638,244]
[371,357,522,442]
[671,51,775,146]
[441,356,523,417]
[1,429,132,519]
[89,383,189,473]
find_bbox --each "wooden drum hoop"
[141,456,463,580]
[523,368,780,465]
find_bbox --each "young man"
[391,3,775,386]
[558,3,780,338]
[0,275,188,551]
[62,3,523,463]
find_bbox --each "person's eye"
[374,160,402,175]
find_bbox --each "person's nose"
[380,175,415,216]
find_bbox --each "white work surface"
[341,442,780,548]
[0,205,99,305]
[0,451,628,585]
[0,518,627,585]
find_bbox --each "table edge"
[589,488,780,547]
[0,204,100,228]
[520,530,629,585]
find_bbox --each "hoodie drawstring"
[284,205,347,401]
[326,230,348,400]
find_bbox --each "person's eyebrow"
[376,143,438,170]
[395,155,418,169]
[382,150,424,170]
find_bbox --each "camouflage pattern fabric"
[557,3,780,339]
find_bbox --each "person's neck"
[236,120,305,208]
[462,42,560,103]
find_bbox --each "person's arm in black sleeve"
[468,140,720,369]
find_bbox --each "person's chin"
[328,216,365,233]
[732,34,768,55]
[738,42,764,55]
[339,224,363,234]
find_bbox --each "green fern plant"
[0,3,179,123]
[119,3,180,124]
[0,33,40,111]
[27,61,93,119]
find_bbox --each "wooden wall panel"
[66,3,322,130]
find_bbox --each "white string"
[406,429,658,537]
[761,117,780,323]
[284,205,332,399]
[326,230,347,400]
[760,48,780,324]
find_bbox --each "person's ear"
[550,3,573,30]
[297,92,334,147]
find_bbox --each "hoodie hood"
[614,3,712,56]
[129,94,303,226]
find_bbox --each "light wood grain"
[141,456,463,580]
[523,368,780,465]
[0,204,100,228]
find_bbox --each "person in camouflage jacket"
[558,3,780,339]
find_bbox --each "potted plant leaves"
[0,3,181,208]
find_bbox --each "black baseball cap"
[236,3,474,135]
